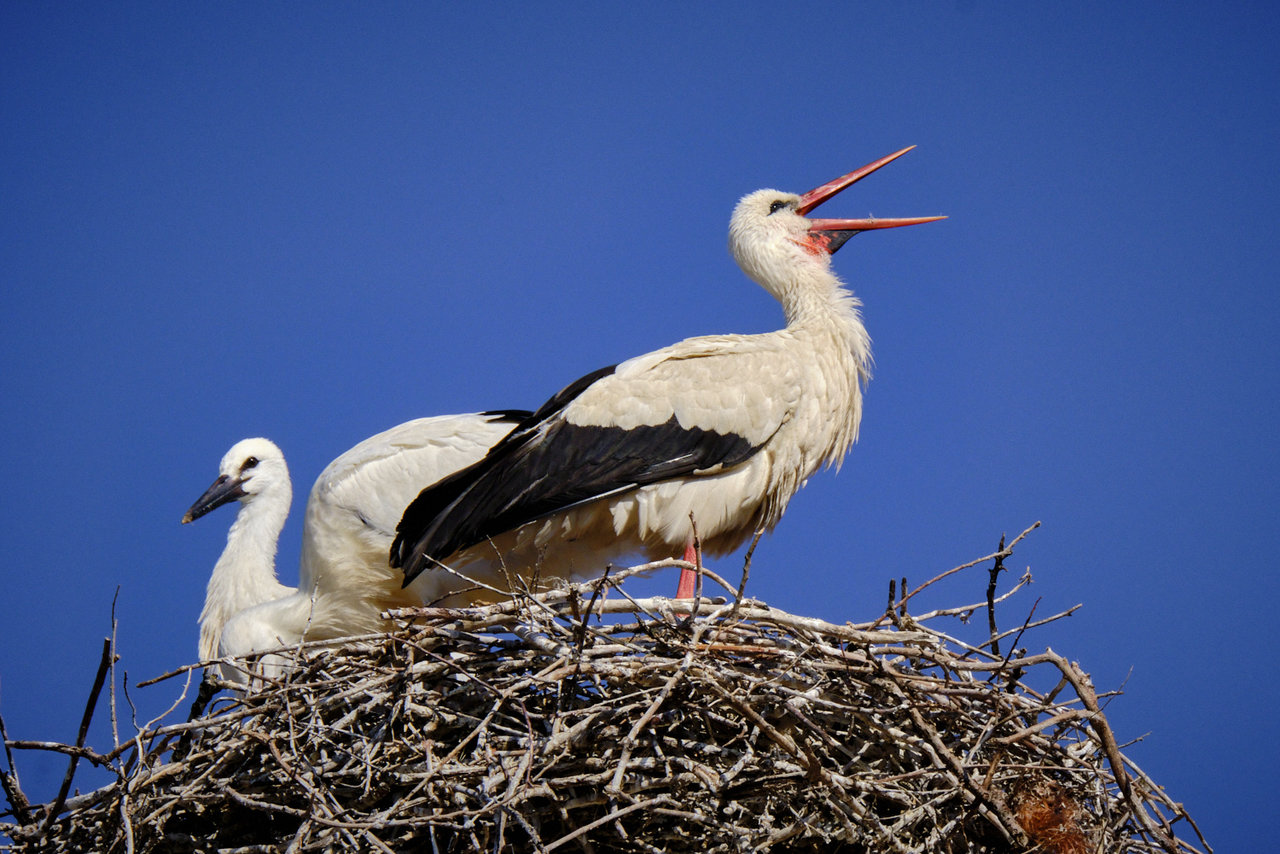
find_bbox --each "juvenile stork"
[392,148,943,596]
[183,411,525,680]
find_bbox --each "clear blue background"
[2,4,1275,849]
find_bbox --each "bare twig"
[987,532,1008,657]
[0,708,33,825]
[41,637,113,833]
[727,529,764,623]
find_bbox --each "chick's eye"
[768,200,789,215]
[241,457,259,472]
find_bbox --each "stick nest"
[2,526,1209,853]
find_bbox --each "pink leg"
[675,541,698,599]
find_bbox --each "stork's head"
[183,437,290,523]
[729,147,944,299]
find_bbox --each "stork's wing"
[311,411,528,538]
[393,336,802,582]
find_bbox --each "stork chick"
[184,411,526,682]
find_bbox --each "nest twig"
[1,523,1211,853]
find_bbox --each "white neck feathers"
[198,483,294,661]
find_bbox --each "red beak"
[797,147,945,254]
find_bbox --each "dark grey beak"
[182,474,247,524]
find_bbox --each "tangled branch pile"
[3,527,1209,853]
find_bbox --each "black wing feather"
[391,365,619,573]
[393,364,759,584]
[479,409,536,425]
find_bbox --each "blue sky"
[2,3,1276,848]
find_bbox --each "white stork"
[183,411,526,680]
[392,148,943,597]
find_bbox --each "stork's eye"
[768,200,789,215]
[241,457,260,472]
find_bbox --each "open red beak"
[797,147,945,254]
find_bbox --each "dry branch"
[2,526,1210,853]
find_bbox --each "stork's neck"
[198,490,293,661]
[768,265,873,474]
[777,266,873,379]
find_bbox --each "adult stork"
[392,148,943,597]
[183,411,526,680]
